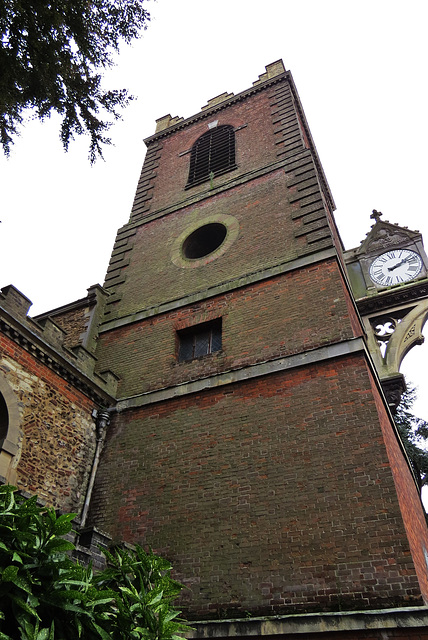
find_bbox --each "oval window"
[182,223,227,259]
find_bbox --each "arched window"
[187,125,236,187]
[0,393,8,443]
[0,376,21,483]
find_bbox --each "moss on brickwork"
[102,74,334,323]
[109,171,304,320]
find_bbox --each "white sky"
[0,0,427,414]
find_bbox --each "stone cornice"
[99,247,338,333]
[116,338,366,411]
[0,309,116,406]
[356,279,428,315]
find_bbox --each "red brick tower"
[90,62,428,634]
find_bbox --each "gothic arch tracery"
[366,299,428,379]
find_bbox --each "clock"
[369,249,423,286]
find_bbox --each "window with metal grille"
[186,125,236,187]
[178,319,222,362]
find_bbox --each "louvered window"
[178,319,222,362]
[186,126,236,187]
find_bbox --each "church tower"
[89,62,428,631]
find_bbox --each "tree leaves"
[0,486,191,639]
[0,0,150,162]
[395,383,428,497]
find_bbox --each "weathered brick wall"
[335,633,428,640]
[96,258,362,398]
[129,76,311,224]
[103,73,335,323]
[367,363,428,603]
[90,353,423,618]
[104,163,333,321]
[90,63,428,625]
[0,334,97,513]
[148,88,287,214]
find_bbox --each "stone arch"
[0,374,22,483]
[383,299,428,376]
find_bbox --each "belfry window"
[186,125,236,187]
[178,319,222,362]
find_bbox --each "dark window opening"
[178,319,222,362]
[187,125,236,187]
[183,223,227,259]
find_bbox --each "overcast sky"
[1,0,427,411]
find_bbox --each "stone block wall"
[49,305,91,350]
[0,333,97,513]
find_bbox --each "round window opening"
[182,223,227,260]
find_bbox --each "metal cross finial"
[370,209,383,222]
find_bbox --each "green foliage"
[395,384,428,494]
[0,0,150,162]
[0,485,190,640]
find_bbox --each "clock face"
[369,249,423,286]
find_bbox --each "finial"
[370,209,383,223]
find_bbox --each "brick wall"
[105,165,332,320]
[0,334,97,513]
[368,363,428,603]
[103,74,335,323]
[96,258,362,398]
[148,89,285,214]
[90,353,423,618]
[90,64,428,624]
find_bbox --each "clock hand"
[388,258,407,272]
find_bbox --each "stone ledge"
[187,606,428,637]
[99,247,337,333]
[116,338,366,411]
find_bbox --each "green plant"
[395,384,428,496]
[0,485,190,639]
